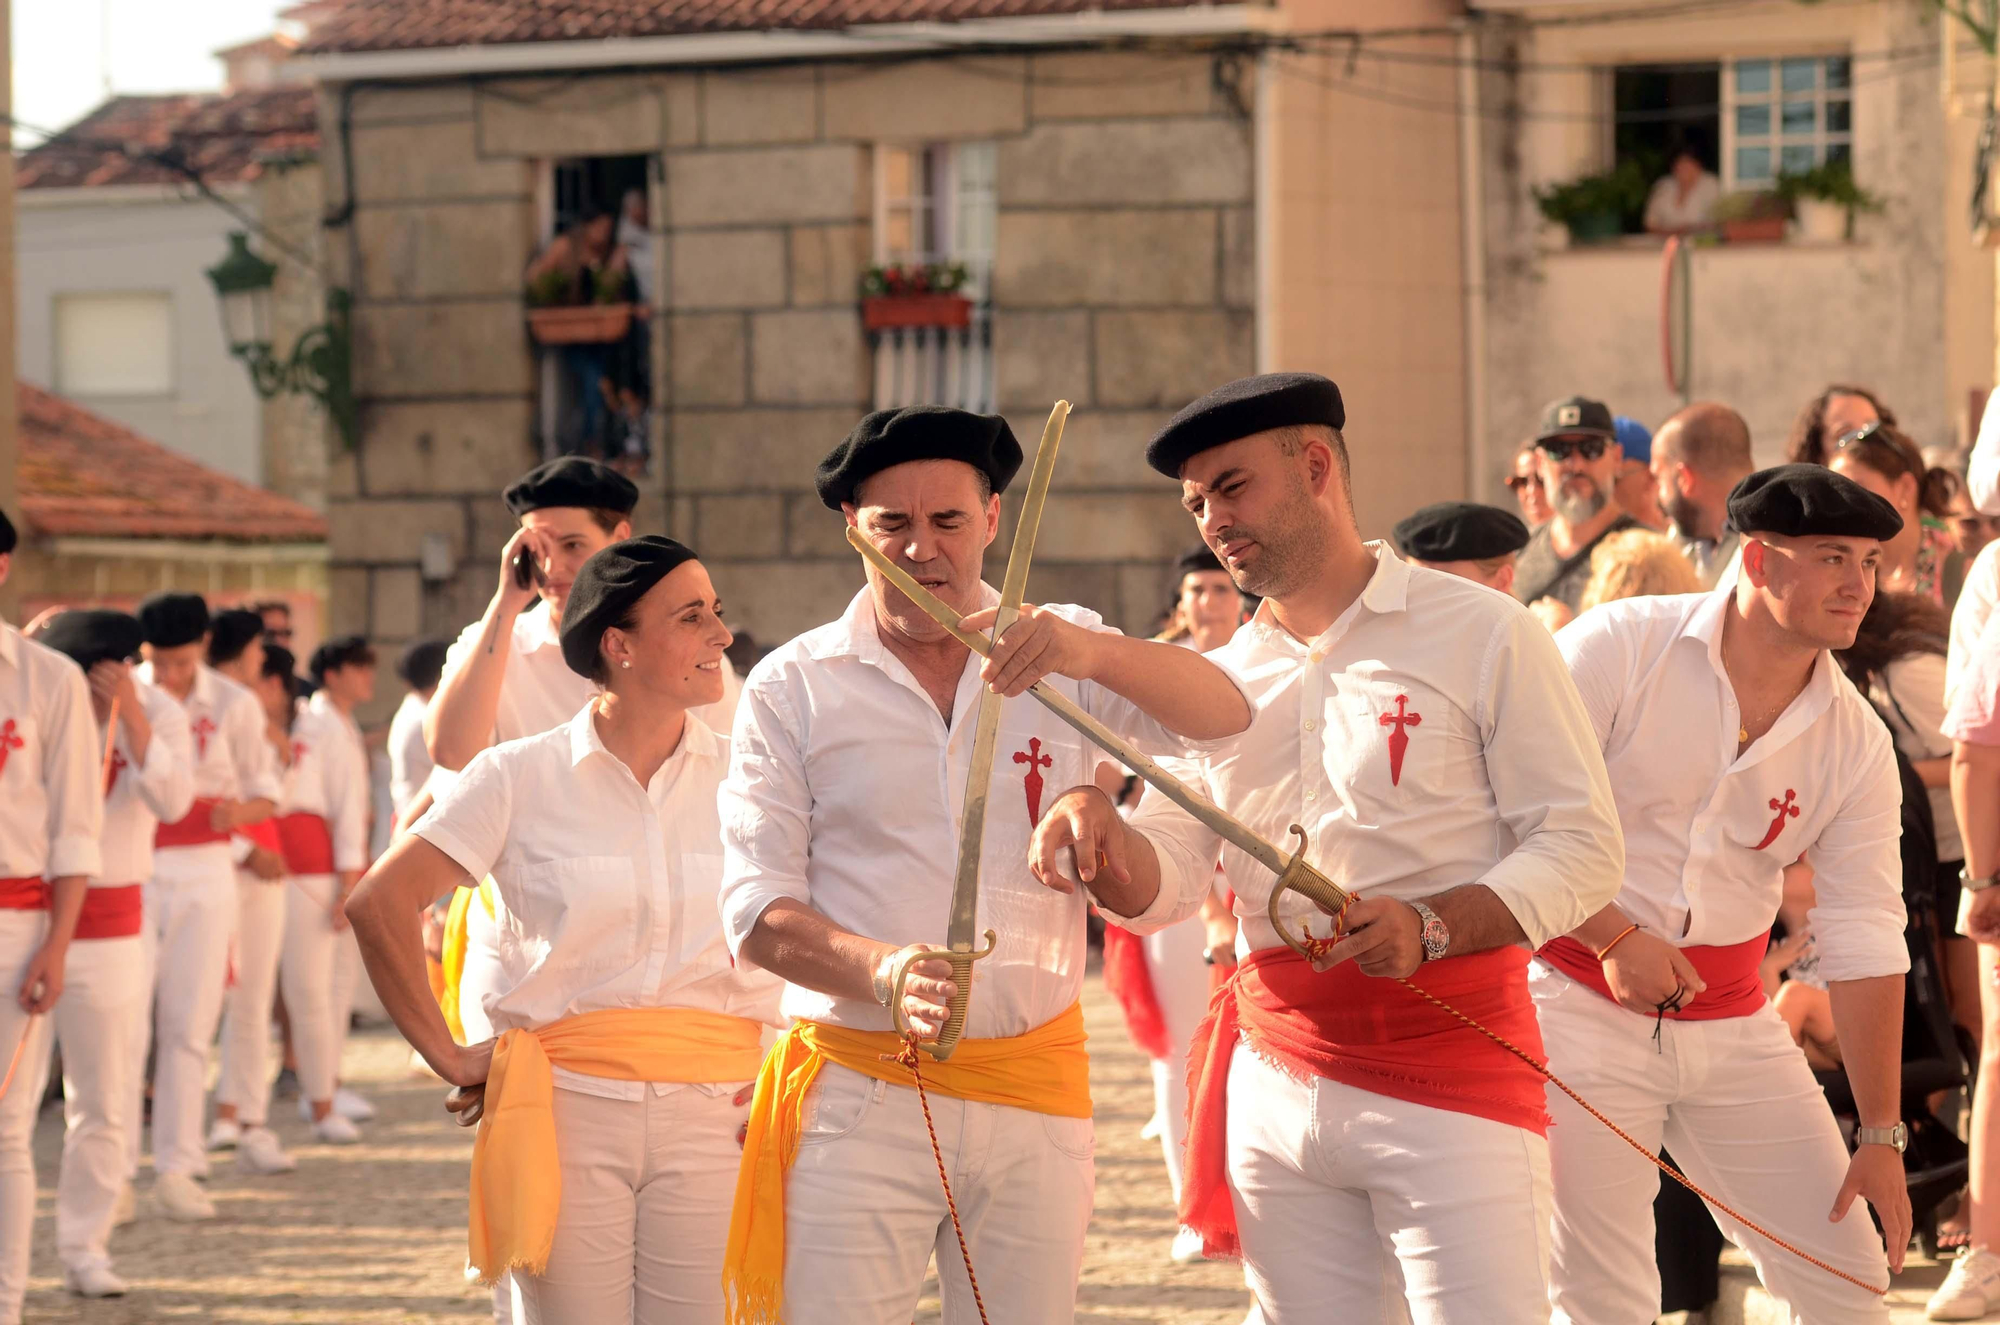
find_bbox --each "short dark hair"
[1786,384,1898,467]
[207,609,267,667]
[583,506,629,535]
[0,506,15,556]
[260,645,298,702]
[309,635,377,683]
[396,638,452,692]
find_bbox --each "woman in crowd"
[346,536,781,1324]
[1574,526,1701,615]
[1786,383,1898,467]
[1823,421,1958,603]
[1507,442,1552,528]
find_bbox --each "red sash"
[1182,945,1549,1260]
[1538,933,1770,1021]
[74,884,142,940]
[0,877,49,911]
[275,813,335,876]
[1101,926,1171,1060]
[156,798,230,849]
[237,818,282,855]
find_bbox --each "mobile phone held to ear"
[512,546,536,590]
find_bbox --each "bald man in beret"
[717,405,1251,1325]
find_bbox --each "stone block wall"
[322,47,1253,706]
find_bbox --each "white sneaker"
[235,1126,297,1174]
[64,1262,129,1298]
[313,1111,362,1145]
[1170,1227,1206,1265]
[111,1181,137,1228]
[1931,1246,2000,1320]
[332,1087,376,1122]
[153,1172,215,1222]
[206,1117,242,1151]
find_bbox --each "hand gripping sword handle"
[885,931,999,1062]
[1264,825,1354,959]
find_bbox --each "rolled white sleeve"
[44,661,104,880]
[1969,387,2000,515]
[325,721,372,873]
[133,699,196,827]
[412,745,512,885]
[1073,618,1249,761]
[1477,612,1625,947]
[1108,756,1224,934]
[1805,723,1911,983]
[717,674,815,965]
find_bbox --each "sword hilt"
[1264,825,1354,960]
[885,931,998,1061]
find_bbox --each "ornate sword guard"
[1264,825,1354,960]
[886,930,999,1061]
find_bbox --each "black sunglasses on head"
[1832,420,1883,452]
[1536,435,1609,462]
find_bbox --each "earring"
[621,661,631,669]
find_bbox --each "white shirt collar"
[1246,541,1410,655]
[1680,572,1839,761]
[565,701,719,772]
[520,602,561,652]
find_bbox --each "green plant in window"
[1775,158,1883,212]
[524,266,569,309]
[1713,189,1789,222]
[1533,159,1651,236]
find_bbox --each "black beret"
[1176,545,1225,577]
[0,506,14,556]
[815,407,1022,510]
[559,536,701,679]
[137,592,210,649]
[38,609,143,672]
[1393,502,1531,563]
[1145,373,1345,478]
[1534,396,1616,444]
[207,609,266,667]
[503,457,639,517]
[1726,464,1904,543]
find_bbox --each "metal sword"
[846,528,1352,957]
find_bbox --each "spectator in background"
[205,609,267,692]
[1612,416,1669,532]
[1508,442,1553,529]
[615,188,653,308]
[388,639,450,830]
[1513,396,1640,630]
[249,600,293,649]
[1652,402,1757,590]
[1157,545,1244,652]
[1393,500,1530,594]
[1940,471,1993,608]
[1643,144,1721,235]
[1825,420,1958,604]
[1575,527,1701,614]
[1786,384,1896,468]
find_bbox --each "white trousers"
[512,1084,749,1325]
[280,873,355,1106]
[1143,914,1211,1203]
[1226,1044,1554,1325]
[51,933,146,1274]
[1533,965,1891,1325]
[136,843,239,1178]
[215,870,286,1124]
[0,911,55,1325]
[780,1061,1094,1325]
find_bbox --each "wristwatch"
[1962,867,2000,893]
[870,950,898,1011]
[1855,1123,1909,1153]
[1409,900,1450,964]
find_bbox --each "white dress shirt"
[98,679,195,886]
[1122,544,1623,956]
[718,586,1237,1038]
[1967,386,2000,515]
[285,704,372,874]
[415,705,780,1099]
[134,663,281,808]
[1557,582,1908,983]
[387,690,433,820]
[0,624,103,880]
[1949,541,2000,710]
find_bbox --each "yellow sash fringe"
[722,1002,1091,1325]
[467,1006,765,1282]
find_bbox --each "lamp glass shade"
[206,231,278,352]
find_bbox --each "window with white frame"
[54,292,173,396]
[1726,55,1852,189]
[870,141,996,412]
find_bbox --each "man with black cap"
[1538,464,1912,1323]
[32,609,192,1298]
[1513,396,1641,626]
[131,591,280,1222]
[0,512,107,1322]
[1027,373,1623,1323]
[716,406,1252,1325]
[1393,500,1532,595]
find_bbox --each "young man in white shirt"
[717,406,1254,1325]
[132,592,279,1222]
[0,511,106,1325]
[388,639,449,827]
[1031,373,1625,1324]
[1542,463,1913,1323]
[33,609,192,1299]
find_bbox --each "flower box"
[527,303,636,346]
[1720,216,1788,244]
[862,293,973,333]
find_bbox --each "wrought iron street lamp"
[205,230,357,449]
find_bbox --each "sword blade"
[848,526,1289,878]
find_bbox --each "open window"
[527,154,657,475]
[867,142,995,413]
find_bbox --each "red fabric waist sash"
[1538,933,1770,1021]
[0,877,49,911]
[238,818,282,855]
[156,799,230,849]
[1182,945,1549,1260]
[1101,926,1171,1061]
[275,813,334,876]
[74,884,142,940]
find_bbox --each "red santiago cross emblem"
[292,740,309,767]
[1378,695,1422,787]
[106,749,128,796]
[0,719,21,778]
[191,715,217,759]
[1753,788,1801,851]
[1013,737,1053,824]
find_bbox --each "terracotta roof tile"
[17,86,319,191]
[17,383,329,544]
[298,0,1215,53]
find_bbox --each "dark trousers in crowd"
[1656,1150,1727,1314]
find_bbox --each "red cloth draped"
[1537,933,1770,1021]
[0,878,49,910]
[156,798,230,848]
[274,812,335,876]
[1101,925,1171,1060]
[74,885,142,940]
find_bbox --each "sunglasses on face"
[1505,474,1543,492]
[1536,436,1609,463]
[1832,420,1883,452]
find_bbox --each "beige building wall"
[1943,34,1997,449]
[257,155,336,510]
[11,539,328,649]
